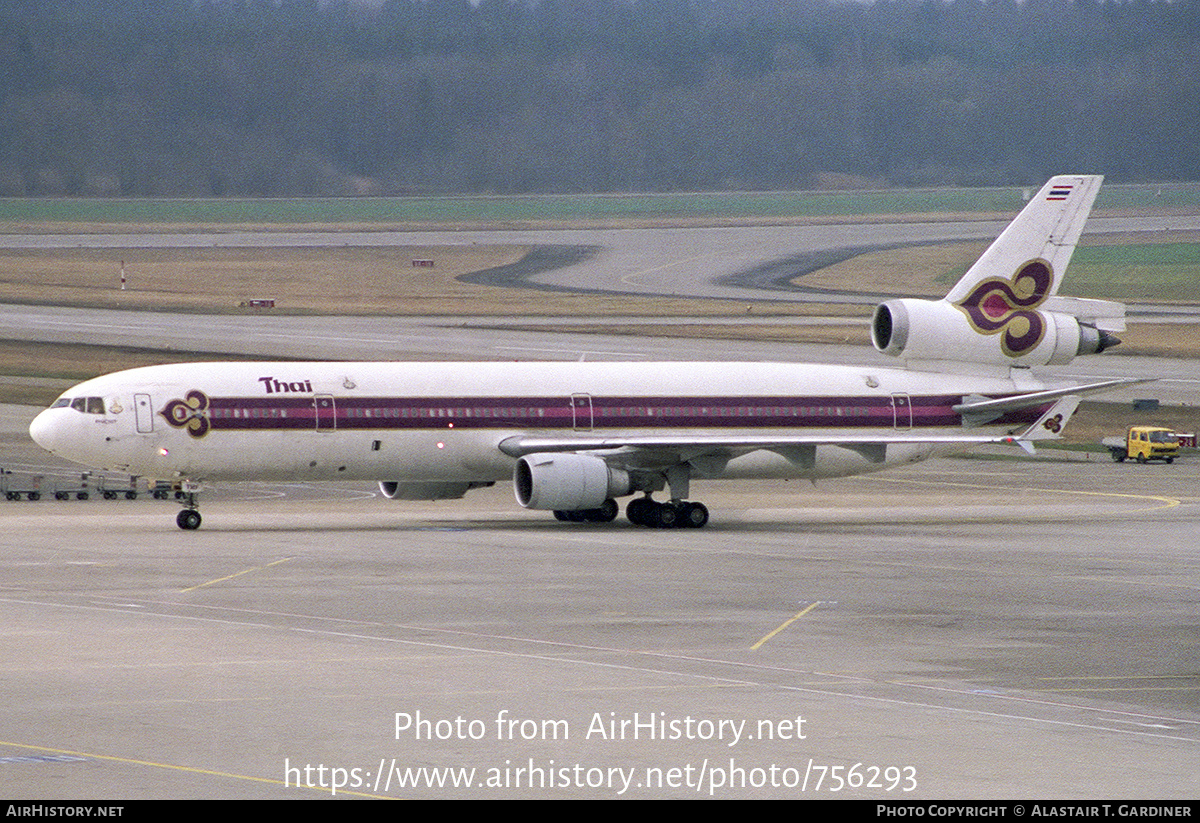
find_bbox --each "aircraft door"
[314,394,336,431]
[891,393,912,430]
[571,393,593,431]
[134,393,155,433]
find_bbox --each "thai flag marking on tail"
[1046,185,1074,201]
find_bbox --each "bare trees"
[2,0,1198,196]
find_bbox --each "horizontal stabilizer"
[1017,396,1082,443]
[954,378,1151,427]
[1043,296,1127,332]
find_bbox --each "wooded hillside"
[3,0,1198,196]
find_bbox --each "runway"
[2,214,1199,798]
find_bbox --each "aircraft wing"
[500,430,1027,456]
[498,396,1086,467]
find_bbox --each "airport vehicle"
[1103,426,1179,463]
[1,469,43,501]
[29,175,1134,530]
[52,472,91,501]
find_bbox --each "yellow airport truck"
[1103,426,1180,463]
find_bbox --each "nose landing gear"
[175,484,202,530]
[176,508,201,530]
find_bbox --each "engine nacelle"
[514,453,631,511]
[378,480,491,501]
[872,298,1117,367]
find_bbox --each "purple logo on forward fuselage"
[160,390,210,438]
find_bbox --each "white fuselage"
[29,359,1042,486]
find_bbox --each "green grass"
[3,182,1198,225]
[1064,243,1200,301]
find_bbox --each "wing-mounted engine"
[513,452,632,511]
[871,175,1124,369]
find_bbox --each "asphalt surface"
[0,435,1196,799]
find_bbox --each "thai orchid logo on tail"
[955,258,1053,357]
[871,176,1122,368]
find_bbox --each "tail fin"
[872,175,1123,369]
[945,174,1103,304]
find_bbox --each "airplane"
[29,174,1134,531]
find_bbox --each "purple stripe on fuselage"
[198,394,1044,432]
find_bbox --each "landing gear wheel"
[626,497,655,526]
[553,498,619,524]
[586,498,619,523]
[176,509,202,530]
[654,502,678,528]
[681,502,709,528]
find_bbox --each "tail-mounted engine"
[872,298,1119,367]
[872,258,1122,368]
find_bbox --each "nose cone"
[29,408,61,453]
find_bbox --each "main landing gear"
[553,498,619,523]
[626,496,709,529]
[624,463,709,528]
[550,496,710,528]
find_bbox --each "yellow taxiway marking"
[752,602,821,650]
[0,738,388,798]
[182,557,294,593]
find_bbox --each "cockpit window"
[51,397,70,409]
[64,396,106,415]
